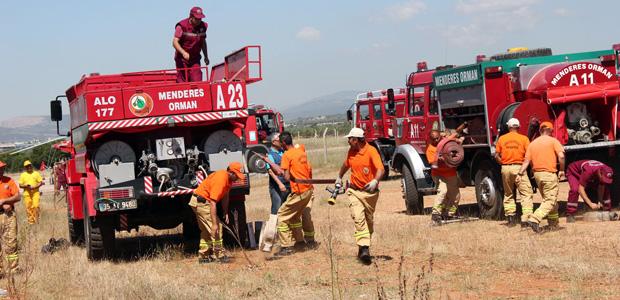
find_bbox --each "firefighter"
[336,128,384,265]
[517,121,565,233]
[427,130,461,225]
[189,161,245,263]
[565,160,613,222]
[173,6,209,83]
[18,160,43,225]
[266,133,289,215]
[0,161,20,275]
[494,118,533,226]
[269,131,315,256]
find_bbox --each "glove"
[364,179,379,192]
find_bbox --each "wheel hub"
[480,177,497,206]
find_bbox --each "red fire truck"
[50,46,262,260]
[391,46,620,218]
[347,89,407,175]
[245,104,285,173]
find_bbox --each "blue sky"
[0,0,618,120]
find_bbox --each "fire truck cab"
[245,104,285,173]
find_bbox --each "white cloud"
[553,8,571,16]
[296,26,321,41]
[440,0,542,47]
[456,0,540,14]
[385,0,427,21]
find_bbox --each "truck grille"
[99,187,134,200]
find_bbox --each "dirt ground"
[2,168,620,299]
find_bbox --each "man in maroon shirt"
[173,7,210,83]
[566,160,614,222]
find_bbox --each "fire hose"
[435,139,464,168]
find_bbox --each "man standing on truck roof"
[565,160,613,223]
[495,118,533,226]
[189,162,245,263]
[18,160,43,225]
[335,128,384,265]
[427,130,461,225]
[517,121,565,233]
[173,6,209,83]
[0,161,21,275]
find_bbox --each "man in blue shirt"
[266,133,289,214]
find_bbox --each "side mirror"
[346,110,353,121]
[50,100,62,122]
[387,88,395,111]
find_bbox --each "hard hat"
[23,160,32,167]
[345,128,365,138]
[506,118,520,128]
[540,121,554,130]
[227,162,245,181]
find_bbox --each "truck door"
[424,86,440,143]
[372,103,383,139]
[406,86,427,152]
[357,104,371,132]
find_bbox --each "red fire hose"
[435,139,464,168]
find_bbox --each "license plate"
[97,199,138,212]
[222,111,237,118]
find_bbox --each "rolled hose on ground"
[435,139,464,168]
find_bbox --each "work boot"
[275,247,295,256]
[566,215,576,223]
[527,221,542,233]
[305,240,320,250]
[216,255,231,264]
[198,257,214,264]
[505,215,518,227]
[431,214,442,226]
[358,246,371,265]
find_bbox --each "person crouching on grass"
[335,128,384,265]
[189,162,245,263]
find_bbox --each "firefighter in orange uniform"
[517,121,565,233]
[189,162,245,263]
[336,128,384,265]
[0,161,20,275]
[495,118,533,226]
[272,131,315,256]
[427,130,461,225]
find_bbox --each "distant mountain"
[0,115,69,142]
[281,90,362,121]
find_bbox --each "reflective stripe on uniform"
[6,254,18,261]
[290,222,302,229]
[303,231,315,237]
[567,202,579,207]
[212,239,223,246]
[548,212,559,220]
[277,225,290,232]
[353,230,370,239]
[522,208,533,213]
[199,239,210,249]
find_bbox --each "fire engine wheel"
[85,216,116,261]
[247,153,268,173]
[475,165,503,220]
[67,207,84,246]
[402,164,423,215]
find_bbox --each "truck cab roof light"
[366,91,373,98]
[485,66,503,74]
[476,55,486,63]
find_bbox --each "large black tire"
[402,164,423,215]
[247,153,268,174]
[67,208,84,246]
[82,189,116,260]
[490,48,552,61]
[475,163,503,219]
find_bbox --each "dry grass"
[3,148,620,299]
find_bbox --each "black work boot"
[358,246,372,265]
[527,221,542,233]
[505,215,518,227]
[566,215,576,223]
[431,214,442,226]
[275,247,294,256]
